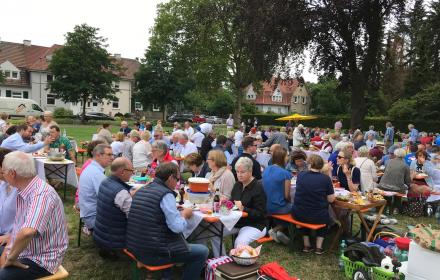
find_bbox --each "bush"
[114,112,124,118]
[53,107,73,118]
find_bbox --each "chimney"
[114,53,121,59]
[23,40,31,46]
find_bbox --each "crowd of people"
[0,110,439,279]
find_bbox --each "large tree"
[47,24,120,123]
[242,0,405,128]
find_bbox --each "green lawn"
[55,124,439,279]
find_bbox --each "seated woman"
[110,132,125,157]
[378,148,411,214]
[336,149,361,192]
[183,153,211,178]
[205,150,235,199]
[409,150,434,197]
[133,131,153,171]
[262,148,292,245]
[354,146,378,192]
[0,148,13,256]
[96,123,113,144]
[286,150,308,174]
[149,141,177,172]
[291,154,335,255]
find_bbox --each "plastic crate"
[341,255,395,280]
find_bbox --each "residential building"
[0,40,139,116]
[244,78,310,115]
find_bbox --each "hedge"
[242,114,440,133]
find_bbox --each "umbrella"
[275,113,318,122]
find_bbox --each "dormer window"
[246,84,256,100]
[272,87,282,102]
[302,96,307,104]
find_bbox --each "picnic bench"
[123,249,174,280]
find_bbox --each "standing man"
[126,163,208,280]
[48,125,75,163]
[384,122,394,153]
[0,152,68,279]
[234,126,244,155]
[408,124,419,143]
[226,114,234,130]
[1,124,53,153]
[94,157,134,259]
[119,121,132,136]
[231,136,262,180]
[190,126,205,151]
[79,144,113,232]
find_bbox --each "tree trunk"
[350,78,367,130]
[233,88,243,127]
[81,96,87,124]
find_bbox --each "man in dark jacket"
[94,157,134,259]
[231,136,262,180]
[126,163,208,280]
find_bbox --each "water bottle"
[393,246,401,260]
[400,250,408,262]
[435,206,440,224]
[63,128,67,137]
[339,240,347,271]
[426,204,433,217]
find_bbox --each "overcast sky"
[1,0,317,82]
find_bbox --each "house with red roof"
[0,40,140,116]
[245,78,310,115]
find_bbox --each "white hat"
[199,123,213,134]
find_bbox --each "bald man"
[93,157,134,259]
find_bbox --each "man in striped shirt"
[0,151,68,280]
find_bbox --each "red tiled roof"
[0,41,139,80]
[251,79,300,106]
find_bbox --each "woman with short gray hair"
[354,146,378,192]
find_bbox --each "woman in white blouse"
[354,145,378,192]
[133,131,153,170]
[205,150,235,199]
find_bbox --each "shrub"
[53,107,73,118]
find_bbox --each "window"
[267,106,271,113]
[278,107,282,113]
[302,96,307,104]
[92,101,98,107]
[293,96,298,104]
[135,102,143,111]
[112,99,119,109]
[12,91,22,98]
[87,102,91,108]
[4,71,10,78]
[32,104,43,112]
[47,94,56,105]
[12,71,18,79]
[6,90,11,97]
[47,74,53,82]
[114,82,120,90]
[152,104,160,112]
[23,91,29,99]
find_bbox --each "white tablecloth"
[256,152,271,169]
[183,210,243,239]
[35,158,78,188]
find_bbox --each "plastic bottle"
[63,128,67,137]
[213,188,220,213]
[435,206,440,224]
[393,246,401,260]
[400,250,408,262]
[339,240,347,271]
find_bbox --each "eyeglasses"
[102,153,113,157]
[337,156,345,159]
[124,168,135,173]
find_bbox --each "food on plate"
[415,173,428,179]
[230,245,260,258]
[336,195,350,202]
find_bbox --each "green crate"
[341,255,395,280]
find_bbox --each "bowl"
[188,177,210,193]
[48,151,65,161]
[187,190,211,204]
[231,255,259,266]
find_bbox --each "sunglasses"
[337,156,345,159]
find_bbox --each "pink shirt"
[7,176,68,274]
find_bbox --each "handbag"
[403,196,427,217]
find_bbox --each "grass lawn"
[55,124,439,279]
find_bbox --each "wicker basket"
[231,255,259,266]
[341,255,395,280]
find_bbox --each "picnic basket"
[341,254,395,280]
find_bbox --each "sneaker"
[276,231,291,245]
[268,229,280,243]
[82,225,91,236]
[315,248,325,255]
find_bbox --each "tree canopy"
[47,23,120,122]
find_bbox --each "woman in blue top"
[262,147,292,244]
[292,154,335,255]
[0,147,14,256]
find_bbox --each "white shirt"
[366,139,377,149]
[184,127,194,138]
[191,131,204,148]
[132,140,152,168]
[111,141,124,156]
[234,130,244,147]
[354,157,378,192]
[226,118,234,129]
[180,141,198,157]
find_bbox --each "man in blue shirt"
[79,144,113,231]
[384,122,394,152]
[1,124,53,153]
[408,124,419,143]
[126,163,208,280]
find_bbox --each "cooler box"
[406,241,440,280]
[215,262,259,280]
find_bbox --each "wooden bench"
[76,148,87,164]
[37,266,69,280]
[123,249,174,280]
[256,236,274,244]
[270,214,326,249]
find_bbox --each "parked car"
[206,116,223,124]
[167,113,193,123]
[192,115,206,123]
[0,97,44,118]
[77,112,115,121]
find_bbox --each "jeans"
[138,244,208,280]
[0,258,51,280]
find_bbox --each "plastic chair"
[37,266,69,280]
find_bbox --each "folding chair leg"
[77,218,82,247]
[287,224,297,251]
[131,261,141,280]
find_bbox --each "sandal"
[315,248,325,255]
[302,246,313,253]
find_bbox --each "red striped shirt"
[7,176,68,274]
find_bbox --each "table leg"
[366,204,385,241]
[219,223,224,256]
[357,211,371,236]
[63,165,68,201]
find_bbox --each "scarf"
[209,166,227,193]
